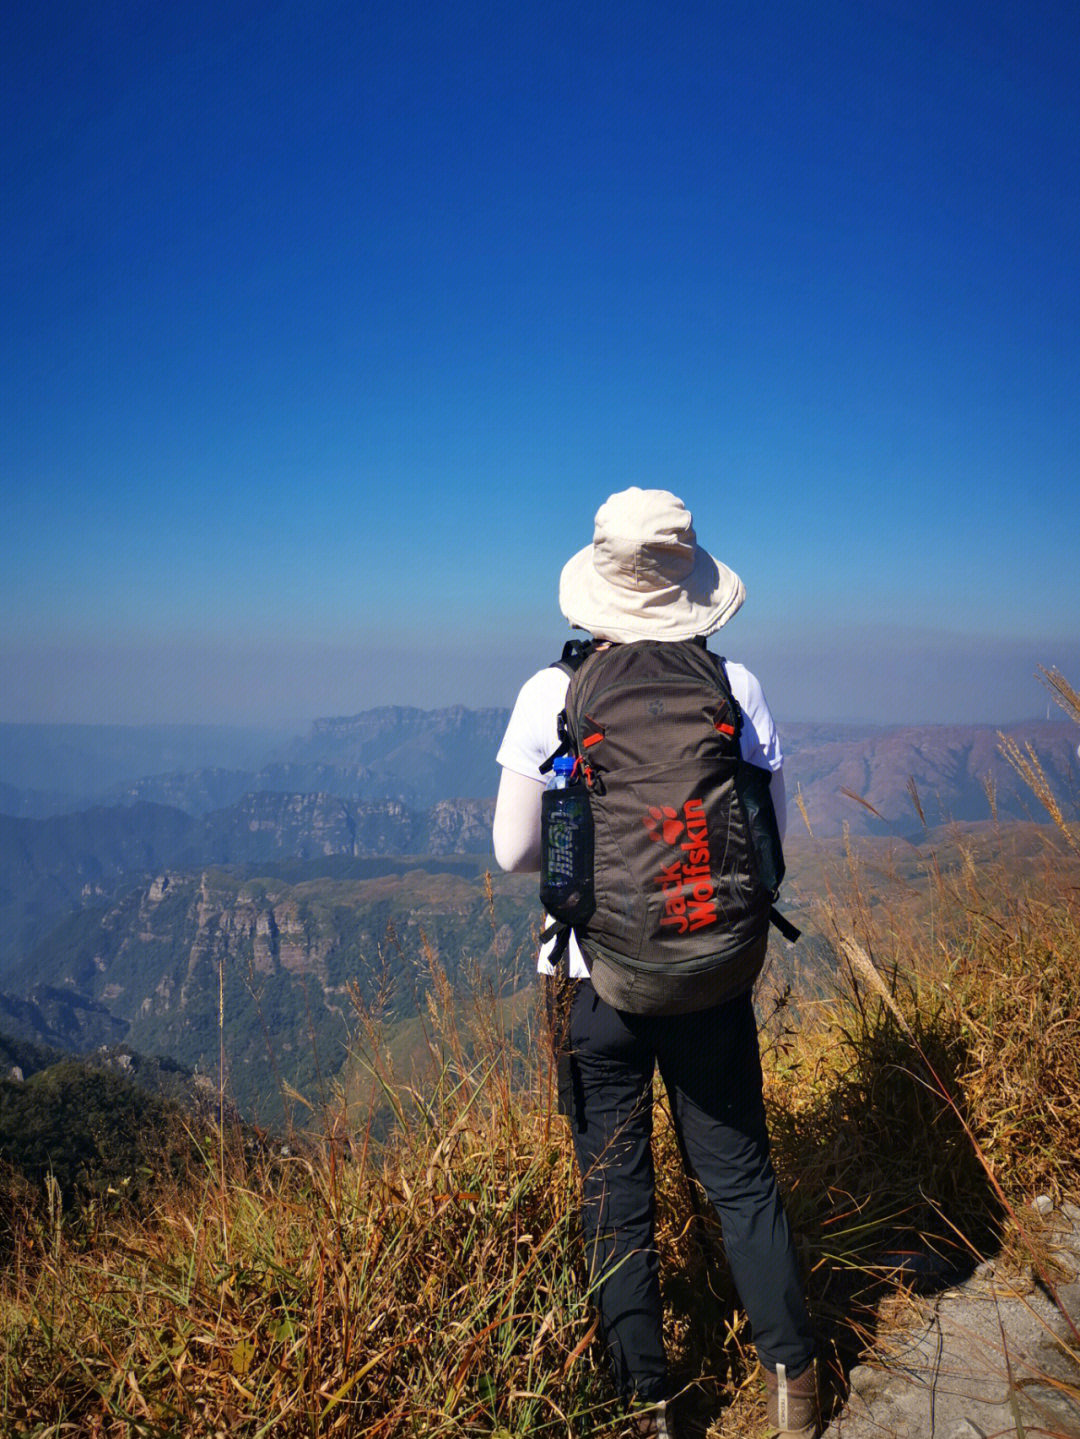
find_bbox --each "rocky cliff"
[0,793,496,974]
[2,861,540,1124]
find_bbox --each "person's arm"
[493,767,545,871]
[492,666,569,872]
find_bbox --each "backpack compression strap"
[770,907,801,942]
[538,917,574,971]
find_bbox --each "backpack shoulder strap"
[550,637,595,678]
[540,638,596,775]
[698,648,744,747]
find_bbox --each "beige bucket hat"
[558,487,745,642]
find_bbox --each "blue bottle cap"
[553,754,575,776]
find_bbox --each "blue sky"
[3,0,1078,727]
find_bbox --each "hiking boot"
[625,1398,679,1438]
[765,1360,819,1438]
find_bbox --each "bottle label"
[540,787,595,925]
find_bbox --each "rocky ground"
[822,1200,1080,1439]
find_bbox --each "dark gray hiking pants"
[556,979,815,1404]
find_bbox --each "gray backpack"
[541,637,795,1015]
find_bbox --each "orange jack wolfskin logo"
[648,797,718,934]
[643,806,683,845]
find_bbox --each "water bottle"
[540,755,595,925]
[548,754,575,789]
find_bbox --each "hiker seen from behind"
[493,487,819,1439]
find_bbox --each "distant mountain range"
[0,794,496,972]
[0,704,1076,1123]
[0,706,1075,970]
[2,706,1075,830]
[0,709,508,817]
[780,719,1078,836]
[0,722,291,816]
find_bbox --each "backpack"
[540,637,797,1015]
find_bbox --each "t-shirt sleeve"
[725,662,783,772]
[495,666,571,779]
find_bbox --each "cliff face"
[146,870,340,1005]
[0,793,497,974]
[4,862,540,1124]
[303,705,510,753]
[422,798,498,852]
[202,792,385,862]
[268,705,511,806]
[196,793,496,862]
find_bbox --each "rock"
[974,1259,995,1280]
[1034,1194,1055,1216]
[949,1422,987,1439]
[846,1364,889,1400]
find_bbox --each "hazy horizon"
[4,624,1079,731]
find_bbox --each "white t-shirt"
[495,655,785,977]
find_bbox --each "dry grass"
[4,693,1080,1436]
[2,964,610,1437]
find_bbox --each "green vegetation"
[0,1062,202,1212]
[2,673,1079,1435]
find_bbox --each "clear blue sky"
[4,0,1078,726]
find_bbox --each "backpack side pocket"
[733,761,785,899]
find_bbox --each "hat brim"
[559,542,745,643]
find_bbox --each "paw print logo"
[642,806,683,845]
